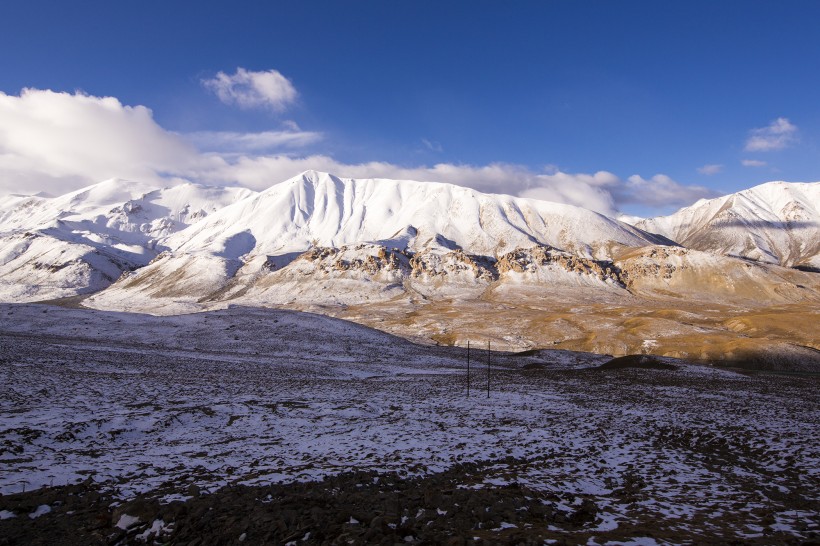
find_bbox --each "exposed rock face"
[294,245,412,276]
[281,244,624,287]
[147,251,171,266]
[496,245,623,285]
[409,250,498,282]
[616,246,690,286]
[121,200,143,215]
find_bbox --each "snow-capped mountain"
[635,181,820,269]
[168,170,667,258]
[82,170,670,310]
[0,179,255,301]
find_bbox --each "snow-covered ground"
[1,303,817,542]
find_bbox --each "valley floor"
[0,304,818,544]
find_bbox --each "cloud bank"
[202,68,298,111]
[0,88,199,195]
[0,88,717,216]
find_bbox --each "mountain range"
[1,170,818,364]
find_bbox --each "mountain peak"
[297,169,334,183]
[637,180,820,268]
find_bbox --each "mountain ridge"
[168,170,668,259]
[0,171,817,306]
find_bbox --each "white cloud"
[0,88,718,216]
[616,175,718,208]
[744,117,798,152]
[697,164,723,175]
[741,159,767,168]
[518,170,619,215]
[202,68,298,111]
[184,129,322,153]
[0,88,199,195]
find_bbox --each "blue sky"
[0,1,818,216]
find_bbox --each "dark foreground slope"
[3,460,816,546]
[0,304,818,544]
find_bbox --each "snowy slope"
[167,170,666,258]
[635,181,820,268]
[0,179,255,301]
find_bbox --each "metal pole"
[487,340,491,398]
[466,340,470,397]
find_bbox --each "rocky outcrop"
[497,245,624,286]
[616,246,690,287]
[281,243,629,287]
[284,244,498,286]
[409,250,497,282]
[291,245,412,276]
